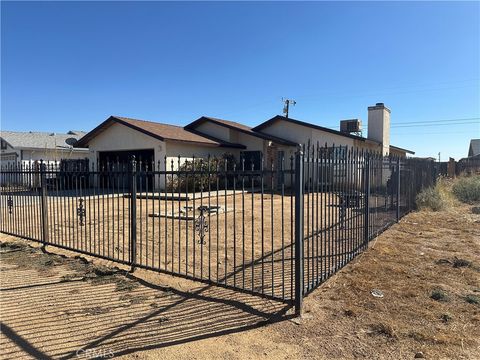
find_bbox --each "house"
[252,103,414,158]
[75,116,247,169]
[184,116,297,170]
[75,103,414,190]
[0,130,88,167]
[468,139,480,158]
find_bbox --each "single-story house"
[75,103,414,190]
[0,130,88,167]
[184,116,297,170]
[252,103,414,158]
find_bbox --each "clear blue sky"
[1,1,479,159]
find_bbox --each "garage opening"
[99,149,154,189]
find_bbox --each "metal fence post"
[39,160,48,250]
[396,157,401,222]
[294,146,304,316]
[130,156,137,272]
[364,154,370,247]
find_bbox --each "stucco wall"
[194,122,230,142]
[259,121,354,149]
[86,122,166,166]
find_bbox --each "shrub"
[465,294,479,305]
[416,186,447,211]
[166,153,238,192]
[430,288,449,302]
[452,176,480,204]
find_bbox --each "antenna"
[282,98,296,118]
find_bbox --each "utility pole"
[282,98,296,118]
[438,152,441,162]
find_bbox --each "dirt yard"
[1,201,479,359]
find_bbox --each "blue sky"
[1,1,479,159]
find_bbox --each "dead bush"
[416,187,447,211]
[452,175,480,204]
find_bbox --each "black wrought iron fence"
[0,145,436,314]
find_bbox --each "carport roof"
[76,116,246,148]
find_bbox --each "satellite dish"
[65,137,78,146]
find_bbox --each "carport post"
[39,160,48,250]
[294,146,304,316]
[130,156,137,272]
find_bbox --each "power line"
[327,117,480,129]
[390,117,480,126]
[391,121,479,128]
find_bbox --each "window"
[0,139,7,150]
[240,151,262,170]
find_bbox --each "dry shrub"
[452,175,480,204]
[416,187,447,211]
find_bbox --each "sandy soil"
[1,190,398,302]
[1,200,479,359]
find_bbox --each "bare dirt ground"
[1,202,479,359]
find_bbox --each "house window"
[0,139,7,150]
[240,151,262,170]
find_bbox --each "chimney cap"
[368,103,391,113]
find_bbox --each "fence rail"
[0,145,436,313]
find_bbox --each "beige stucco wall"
[194,122,230,142]
[259,121,354,149]
[86,122,166,165]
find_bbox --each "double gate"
[0,145,436,313]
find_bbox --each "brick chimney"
[368,103,390,155]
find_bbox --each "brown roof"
[76,116,244,148]
[185,116,298,146]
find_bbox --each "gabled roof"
[253,115,414,154]
[253,115,368,142]
[469,139,480,157]
[0,130,87,150]
[185,116,298,146]
[75,116,244,148]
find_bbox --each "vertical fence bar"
[39,160,48,248]
[130,156,137,271]
[294,147,304,316]
[363,154,370,248]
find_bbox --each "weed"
[453,258,471,268]
[464,294,479,305]
[440,313,452,323]
[431,288,449,302]
[369,323,397,339]
[452,176,480,204]
[416,187,447,211]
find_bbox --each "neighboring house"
[0,130,88,167]
[468,139,480,158]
